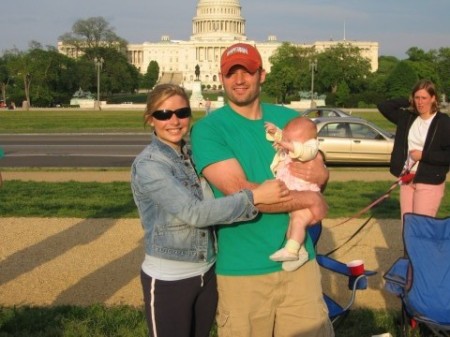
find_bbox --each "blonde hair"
[143,84,190,126]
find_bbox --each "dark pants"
[140,267,218,337]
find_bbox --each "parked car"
[301,107,353,118]
[313,117,394,164]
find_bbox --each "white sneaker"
[282,247,309,272]
[270,248,298,261]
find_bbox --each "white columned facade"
[59,0,379,90]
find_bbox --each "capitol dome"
[192,0,246,41]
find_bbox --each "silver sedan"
[301,108,353,118]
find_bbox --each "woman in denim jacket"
[131,84,290,337]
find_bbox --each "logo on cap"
[220,43,262,75]
[226,46,250,57]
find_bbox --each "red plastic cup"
[347,259,365,276]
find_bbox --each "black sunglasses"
[152,107,192,121]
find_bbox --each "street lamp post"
[24,73,32,111]
[309,59,317,108]
[94,57,104,110]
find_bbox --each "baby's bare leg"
[270,209,313,263]
[281,209,315,271]
[288,209,314,244]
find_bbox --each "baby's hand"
[276,140,294,152]
[265,122,278,135]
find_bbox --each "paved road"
[0,133,149,167]
[0,133,407,183]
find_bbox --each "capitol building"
[60,0,379,91]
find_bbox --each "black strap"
[323,216,373,256]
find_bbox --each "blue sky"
[1,0,449,59]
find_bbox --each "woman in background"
[377,79,450,220]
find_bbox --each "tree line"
[264,42,450,108]
[0,16,448,109]
[0,17,158,109]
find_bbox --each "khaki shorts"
[216,259,334,337]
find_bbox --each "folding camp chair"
[308,223,376,327]
[384,213,450,337]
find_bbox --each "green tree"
[315,43,371,94]
[436,47,450,101]
[141,61,159,89]
[82,47,140,96]
[0,56,13,104]
[59,17,128,52]
[368,56,399,94]
[406,47,435,62]
[5,49,34,109]
[403,47,440,87]
[263,42,313,103]
[385,61,418,99]
[3,44,84,107]
[335,81,350,107]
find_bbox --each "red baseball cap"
[220,43,262,75]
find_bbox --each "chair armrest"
[316,255,349,275]
[317,255,377,277]
[317,254,376,290]
[383,257,409,296]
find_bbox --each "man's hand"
[288,153,329,189]
[302,191,328,223]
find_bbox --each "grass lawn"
[0,107,446,337]
[0,180,448,218]
[0,108,395,133]
[0,304,409,337]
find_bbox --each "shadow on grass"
[335,308,400,337]
[0,304,148,336]
[0,181,145,309]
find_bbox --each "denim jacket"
[131,136,259,263]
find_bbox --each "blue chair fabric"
[384,213,450,337]
[308,222,376,326]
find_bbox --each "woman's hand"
[252,179,292,205]
[409,149,422,162]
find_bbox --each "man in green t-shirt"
[191,43,334,337]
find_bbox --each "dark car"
[313,117,394,164]
[301,108,353,119]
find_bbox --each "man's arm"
[202,158,328,223]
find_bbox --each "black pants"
[140,267,218,337]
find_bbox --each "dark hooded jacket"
[377,98,450,184]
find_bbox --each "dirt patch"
[0,216,402,310]
[2,170,396,183]
[0,170,404,310]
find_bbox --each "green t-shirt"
[191,103,316,276]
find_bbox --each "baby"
[265,116,321,271]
